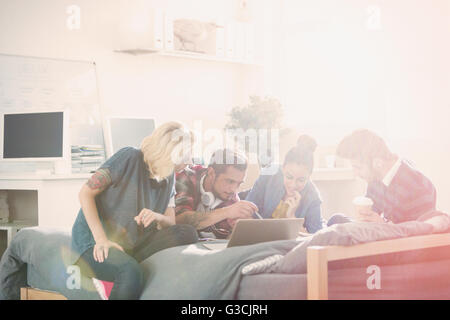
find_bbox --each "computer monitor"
[0,110,70,161]
[105,117,155,157]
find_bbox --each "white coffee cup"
[352,196,374,219]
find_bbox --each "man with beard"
[175,148,258,239]
[331,129,437,225]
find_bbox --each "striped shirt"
[366,160,436,223]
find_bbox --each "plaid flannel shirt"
[175,165,238,239]
[367,160,436,223]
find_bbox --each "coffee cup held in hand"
[352,196,374,220]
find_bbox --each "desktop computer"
[0,110,71,174]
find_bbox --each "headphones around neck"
[200,174,216,208]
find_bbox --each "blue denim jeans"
[76,224,198,299]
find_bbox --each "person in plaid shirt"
[175,148,258,239]
[332,129,436,224]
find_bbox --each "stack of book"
[71,145,106,173]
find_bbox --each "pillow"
[241,254,284,275]
[272,220,434,274]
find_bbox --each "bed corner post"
[307,246,329,300]
[20,287,28,300]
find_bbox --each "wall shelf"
[0,220,36,229]
[114,48,263,66]
[0,175,90,230]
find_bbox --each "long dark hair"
[283,135,317,173]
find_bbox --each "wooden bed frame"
[20,232,450,300]
[21,287,67,300]
[307,232,450,299]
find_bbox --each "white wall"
[0,0,272,224]
[381,0,450,213]
[0,0,268,132]
[278,0,450,213]
[1,0,448,219]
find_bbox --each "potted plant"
[225,95,288,167]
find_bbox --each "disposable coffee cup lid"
[353,196,374,206]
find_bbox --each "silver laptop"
[202,218,306,250]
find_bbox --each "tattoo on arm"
[184,211,210,229]
[86,169,112,191]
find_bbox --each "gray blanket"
[1,211,449,300]
[0,227,298,300]
[138,240,298,299]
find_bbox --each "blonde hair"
[140,121,193,180]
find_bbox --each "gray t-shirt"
[71,147,175,263]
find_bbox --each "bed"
[3,211,450,300]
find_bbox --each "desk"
[0,173,91,230]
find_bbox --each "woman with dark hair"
[245,135,324,233]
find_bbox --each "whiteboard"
[0,54,105,171]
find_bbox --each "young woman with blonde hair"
[71,121,198,299]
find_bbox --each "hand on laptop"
[227,200,258,220]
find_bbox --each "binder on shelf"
[215,19,225,57]
[152,9,164,50]
[164,12,174,50]
[225,22,236,59]
[115,8,164,51]
[215,25,225,57]
[234,22,246,61]
[115,14,260,65]
[244,23,255,63]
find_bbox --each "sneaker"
[92,278,108,300]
